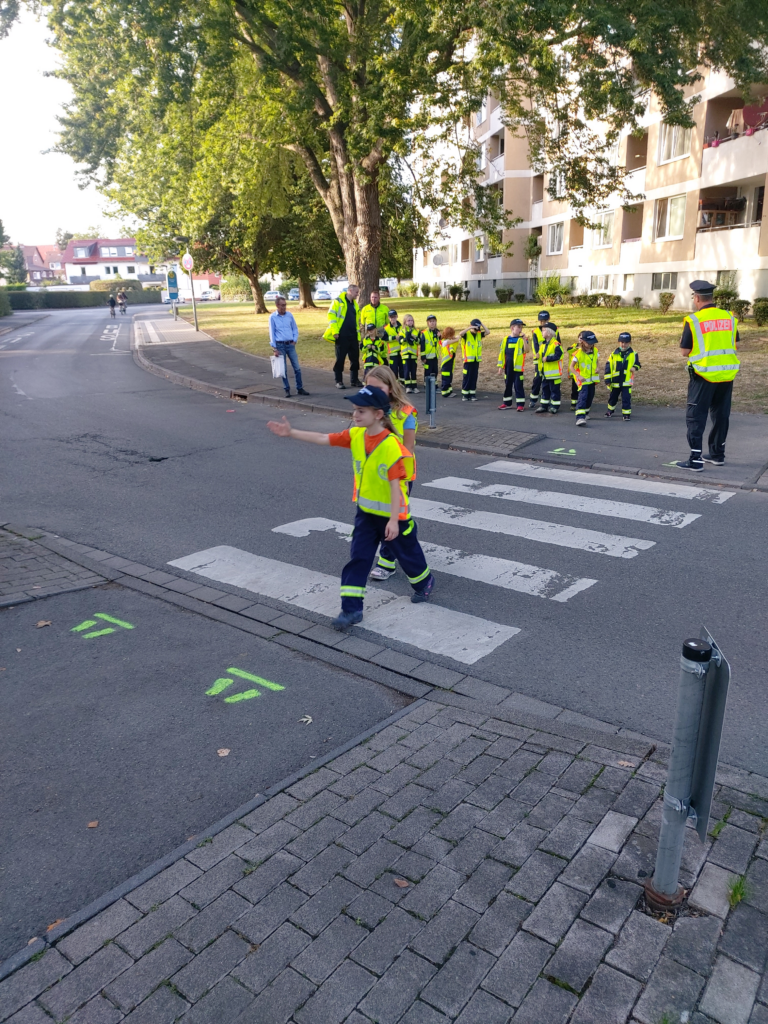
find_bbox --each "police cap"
[690,279,715,297]
[470,318,483,328]
[365,321,378,331]
[581,330,597,344]
[388,308,398,317]
[537,310,550,321]
[426,314,437,322]
[509,318,525,327]
[618,331,632,343]
[345,385,391,411]
[543,321,558,333]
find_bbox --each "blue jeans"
[274,342,302,392]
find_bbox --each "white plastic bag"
[271,353,286,379]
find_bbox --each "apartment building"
[60,237,163,285]
[413,71,768,307]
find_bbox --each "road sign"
[181,252,194,272]
[166,268,179,300]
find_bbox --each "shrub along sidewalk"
[180,299,768,413]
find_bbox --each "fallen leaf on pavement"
[393,878,409,888]
[46,919,64,932]
[16,649,21,653]
[299,715,313,725]
[87,821,99,828]
[217,748,230,757]
[27,937,39,946]
[617,760,635,768]
[36,621,52,628]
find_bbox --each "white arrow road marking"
[478,460,735,503]
[410,497,655,559]
[273,517,597,602]
[168,545,520,665]
[424,476,700,528]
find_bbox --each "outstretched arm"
[267,416,330,445]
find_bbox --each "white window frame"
[591,211,614,249]
[475,236,486,262]
[124,246,134,255]
[104,266,111,275]
[50,261,61,269]
[658,123,692,165]
[652,271,678,290]
[547,221,564,255]
[623,274,634,291]
[75,247,88,258]
[590,274,610,291]
[654,194,687,240]
[476,98,487,127]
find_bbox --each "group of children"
[365,308,641,425]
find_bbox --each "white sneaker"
[369,566,395,581]
[576,419,587,427]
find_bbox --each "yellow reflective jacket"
[461,330,484,362]
[359,303,390,330]
[323,292,360,342]
[497,335,526,372]
[420,328,441,360]
[350,428,413,520]
[684,308,740,382]
[571,347,600,386]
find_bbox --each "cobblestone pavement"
[0,528,105,607]
[2,692,766,1024]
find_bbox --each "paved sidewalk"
[2,688,767,1024]
[132,310,768,490]
[0,528,105,607]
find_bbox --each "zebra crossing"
[168,460,735,665]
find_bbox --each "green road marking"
[83,628,116,639]
[227,667,285,691]
[548,447,577,456]
[662,461,680,467]
[94,614,135,629]
[71,620,97,633]
[206,678,234,696]
[224,689,261,703]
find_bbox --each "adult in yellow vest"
[323,284,362,389]
[675,280,740,472]
[266,386,434,629]
[359,290,390,332]
[570,331,600,426]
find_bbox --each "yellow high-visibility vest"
[497,335,526,372]
[323,292,360,342]
[461,330,483,362]
[420,328,440,359]
[542,338,563,380]
[684,308,740,382]
[350,428,413,519]
[359,303,390,330]
[572,347,599,386]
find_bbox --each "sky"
[0,11,124,246]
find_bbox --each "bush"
[4,283,28,291]
[632,297,642,308]
[0,288,11,317]
[514,293,526,303]
[753,298,768,326]
[90,278,145,293]
[449,284,463,301]
[420,282,431,297]
[713,287,737,311]
[604,294,622,309]
[523,234,542,261]
[731,299,751,320]
[221,274,270,300]
[495,288,511,303]
[429,284,441,298]
[658,291,675,313]
[7,289,162,310]
[535,272,572,304]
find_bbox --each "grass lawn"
[181,298,768,413]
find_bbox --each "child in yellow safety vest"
[460,318,488,401]
[529,310,559,408]
[364,365,418,581]
[383,309,404,383]
[266,385,434,630]
[362,323,386,372]
[535,321,564,415]
[420,315,441,383]
[497,318,528,411]
[400,314,420,393]
[604,331,641,420]
[440,327,459,396]
[571,330,600,426]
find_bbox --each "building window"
[475,237,485,262]
[422,249,429,267]
[651,272,678,289]
[753,185,764,224]
[124,246,134,256]
[590,275,610,291]
[547,222,564,255]
[127,265,135,275]
[623,274,635,291]
[104,266,111,275]
[75,247,88,258]
[716,270,734,286]
[80,267,86,275]
[659,123,692,163]
[655,195,686,240]
[499,134,505,155]
[461,239,471,262]
[33,272,40,279]
[100,246,118,257]
[592,211,614,248]
[476,98,487,126]
[112,266,118,274]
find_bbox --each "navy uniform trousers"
[686,374,733,457]
[341,508,432,613]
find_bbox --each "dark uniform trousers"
[389,353,403,381]
[334,335,360,383]
[575,383,595,419]
[441,357,455,394]
[341,509,432,612]
[570,379,579,407]
[540,379,561,410]
[608,385,632,414]
[686,374,733,457]
[423,357,438,380]
[502,358,526,406]
[462,360,480,396]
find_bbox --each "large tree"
[4,0,767,296]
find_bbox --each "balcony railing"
[696,220,761,233]
[531,200,543,222]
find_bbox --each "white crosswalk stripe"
[273,518,598,602]
[478,460,735,503]
[410,496,655,558]
[423,476,700,528]
[168,545,520,665]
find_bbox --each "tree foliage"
[0,243,26,284]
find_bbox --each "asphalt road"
[2,307,767,770]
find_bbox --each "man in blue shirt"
[269,296,310,397]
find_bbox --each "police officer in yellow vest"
[323,284,362,389]
[360,290,390,332]
[675,280,740,472]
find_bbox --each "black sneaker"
[411,576,435,603]
[623,414,631,421]
[350,379,363,387]
[331,609,363,630]
[335,382,346,389]
[284,390,291,397]
[297,388,311,396]
[605,410,614,418]
[674,458,704,473]
[702,454,725,466]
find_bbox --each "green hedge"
[0,288,11,317]
[8,290,162,309]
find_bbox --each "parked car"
[288,288,300,301]
[313,289,332,301]
[264,290,286,301]
[199,290,220,301]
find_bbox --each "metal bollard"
[646,638,712,908]
[425,374,437,429]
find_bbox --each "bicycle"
[118,301,127,315]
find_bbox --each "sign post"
[166,268,179,320]
[425,374,437,429]
[181,252,198,331]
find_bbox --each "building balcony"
[694,223,761,268]
[620,239,642,262]
[531,200,543,224]
[700,129,768,188]
[485,154,505,185]
[625,166,646,194]
[568,247,584,269]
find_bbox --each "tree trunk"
[243,267,267,314]
[340,174,381,307]
[298,274,316,308]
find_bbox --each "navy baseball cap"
[581,330,597,343]
[543,321,558,333]
[618,332,632,343]
[427,314,437,322]
[365,321,378,330]
[388,308,398,316]
[470,318,483,328]
[509,318,525,326]
[345,385,391,411]
[538,310,550,321]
